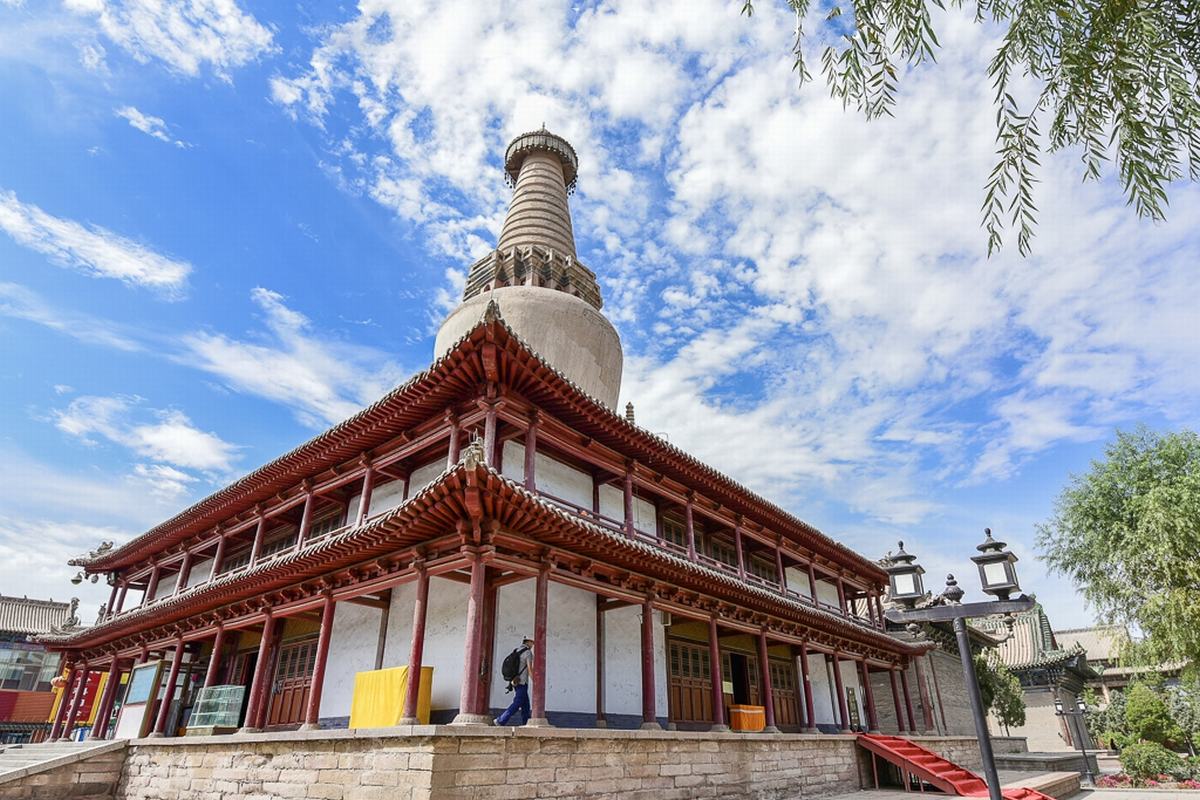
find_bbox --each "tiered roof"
[0,595,77,636]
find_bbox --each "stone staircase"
[0,739,126,798]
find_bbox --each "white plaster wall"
[410,576,469,712]
[807,653,835,724]
[185,558,214,589]
[784,566,811,596]
[839,658,865,728]
[408,459,447,498]
[486,580,597,714]
[603,604,667,718]
[347,478,407,523]
[597,484,656,534]
[319,601,380,719]
[151,572,178,601]
[816,581,841,609]
[501,440,525,483]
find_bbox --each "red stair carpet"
[857,734,1053,800]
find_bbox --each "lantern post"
[883,532,1036,800]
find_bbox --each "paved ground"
[824,788,1177,800]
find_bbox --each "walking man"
[495,636,534,726]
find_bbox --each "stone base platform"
[6,727,1031,800]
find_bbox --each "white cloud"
[64,0,276,81]
[53,394,238,472]
[181,287,406,427]
[0,515,129,615]
[0,190,191,296]
[115,105,189,148]
[271,0,1200,532]
[0,282,143,350]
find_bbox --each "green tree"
[1125,683,1185,746]
[740,0,1199,255]
[1038,428,1200,668]
[976,650,1027,732]
[1085,687,1131,749]
[1167,681,1200,756]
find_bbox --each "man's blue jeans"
[496,683,530,725]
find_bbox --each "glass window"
[661,516,687,548]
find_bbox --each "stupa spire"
[459,128,603,310]
[497,128,579,258]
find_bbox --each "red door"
[769,657,801,730]
[668,640,713,726]
[265,638,316,728]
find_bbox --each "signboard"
[113,660,164,740]
[846,687,861,730]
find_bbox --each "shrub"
[1120,740,1185,782]
[1126,684,1185,746]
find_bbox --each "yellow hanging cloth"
[348,666,433,728]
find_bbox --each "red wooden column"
[867,590,878,626]
[595,596,607,727]
[105,581,119,619]
[684,494,697,561]
[248,514,266,565]
[774,535,786,589]
[211,531,228,578]
[301,593,337,730]
[889,667,906,733]
[524,412,538,491]
[453,552,489,724]
[151,637,185,737]
[757,631,778,733]
[144,563,162,604]
[528,567,550,726]
[733,520,746,578]
[799,642,817,733]
[89,659,123,740]
[204,625,227,687]
[899,667,917,732]
[400,565,430,724]
[240,613,276,732]
[623,463,635,535]
[836,576,848,616]
[60,663,90,740]
[858,660,880,733]
[445,412,460,468]
[483,401,498,466]
[355,461,375,526]
[708,617,727,731]
[914,656,935,732]
[114,581,129,615]
[295,489,314,548]
[830,654,850,733]
[173,551,194,596]
[807,563,819,605]
[49,662,76,739]
[639,597,659,729]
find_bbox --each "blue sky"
[1,0,1197,630]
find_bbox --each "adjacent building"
[977,604,1095,751]
[0,596,73,743]
[1054,625,1186,702]
[45,130,962,743]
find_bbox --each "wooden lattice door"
[668,640,713,725]
[768,657,801,730]
[265,637,317,728]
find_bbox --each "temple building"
[44,130,961,742]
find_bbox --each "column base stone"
[594,719,607,728]
[710,724,730,733]
[640,721,662,730]
[397,717,420,726]
[803,727,820,734]
[237,727,262,734]
[526,717,552,728]
[145,732,164,739]
[298,723,321,732]
[450,713,493,726]
[762,726,781,734]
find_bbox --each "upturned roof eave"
[48,460,918,657]
[78,312,885,582]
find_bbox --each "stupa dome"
[434,129,623,408]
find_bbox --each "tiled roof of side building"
[973,604,1088,671]
[0,595,77,636]
[1053,625,1129,663]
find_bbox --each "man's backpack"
[501,646,528,683]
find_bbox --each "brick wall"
[107,727,1026,800]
